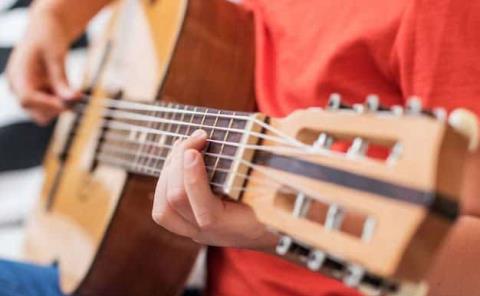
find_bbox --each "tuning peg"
[361,217,377,242]
[276,235,310,258]
[433,107,447,121]
[325,204,344,230]
[307,250,327,271]
[448,109,479,151]
[327,93,342,109]
[276,236,293,256]
[292,192,311,218]
[313,133,334,149]
[353,104,366,114]
[327,93,352,110]
[386,143,403,165]
[365,95,380,111]
[344,264,366,287]
[406,97,423,114]
[347,137,369,158]
[391,105,404,116]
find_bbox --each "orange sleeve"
[392,0,480,116]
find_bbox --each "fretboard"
[92,100,256,195]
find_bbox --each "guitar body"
[24,0,256,295]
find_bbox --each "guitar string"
[71,117,341,158]
[99,138,284,184]
[94,108,292,147]
[98,141,282,189]
[75,95,309,148]
[70,107,305,153]
[96,152,297,196]
[95,126,300,194]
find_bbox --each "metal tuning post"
[365,95,380,112]
[366,94,391,113]
[276,235,294,256]
[406,97,423,115]
[313,133,334,150]
[307,250,327,271]
[347,137,369,158]
[344,264,366,288]
[391,105,404,116]
[353,103,366,114]
[386,143,403,165]
[361,217,376,242]
[433,107,447,121]
[325,204,344,230]
[292,192,311,218]
[276,235,311,258]
[327,93,352,110]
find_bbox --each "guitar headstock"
[240,94,478,294]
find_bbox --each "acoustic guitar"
[23,0,478,295]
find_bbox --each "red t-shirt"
[208,0,480,295]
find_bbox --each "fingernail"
[184,150,197,166]
[191,129,207,139]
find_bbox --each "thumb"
[45,50,77,100]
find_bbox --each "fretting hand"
[152,129,278,250]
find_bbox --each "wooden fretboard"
[92,100,258,195]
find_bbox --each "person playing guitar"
[3,0,480,295]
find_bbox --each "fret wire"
[185,106,197,137]
[149,103,162,171]
[211,113,235,184]
[153,102,173,172]
[131,112,145,172]
[165,103,179,159]
[199,108,209,130]
[141,108,157,174]
[174,104,186,141]
[207,110,222,180]
[151,102,166,172]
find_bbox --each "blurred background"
[0,0,107,259]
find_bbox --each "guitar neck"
[88,98,267,198]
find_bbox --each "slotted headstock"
[240,94,478,294]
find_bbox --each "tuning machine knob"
[307,250,327,271]
[276,235,311,258]
[432,107,447,121]
[406,97,423,115]
[344,264,366,288]
[391,105,404,116]
[327,93,353,110]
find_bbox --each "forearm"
[29,0,112,43]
